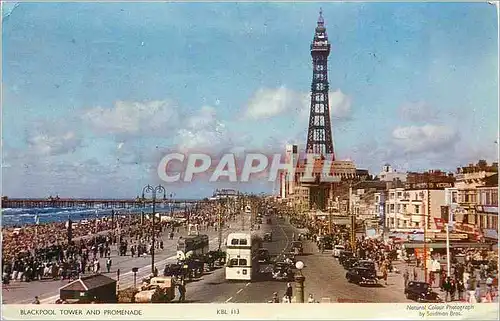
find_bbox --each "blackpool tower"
[305,9,335,158]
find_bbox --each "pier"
[1,197,200,209]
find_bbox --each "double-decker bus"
[176,234,209,261]
[225,232,262,281]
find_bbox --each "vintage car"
[290,241,303,255]
[354,260,376,271]
[333,245,345,258]
[346,267,378,285]
[338,251,354,266]
[404,281,442,302]
[264,232,273,242]
[258,248,271,264]
[271,261,294,281]
[342,257,359,270]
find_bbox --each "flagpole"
[34,215,39,250]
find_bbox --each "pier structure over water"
[1,197,200,209]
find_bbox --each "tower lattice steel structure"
[306,9,335,158]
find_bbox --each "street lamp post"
[294,261,305,303]
[142,184,166,275]
[218,199,223,250]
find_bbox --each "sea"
[1,204,185,227]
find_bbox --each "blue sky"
[2,1,498,198]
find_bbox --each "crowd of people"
[287,211,499,303]
[2,202,236,287]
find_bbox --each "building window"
[492,190,498,205]
[390,204,395,212]
[415,222,420,227]
[486,192,491,205]
[415,205,420,214]
[397,192,402,198]
[452,192,457,203]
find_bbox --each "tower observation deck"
[306,9,335,158]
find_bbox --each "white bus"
[225,232,262,281]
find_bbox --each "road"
[2,214,252,304]
[184,215,412,303]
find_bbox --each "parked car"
[264,232,272,242]
[338,251,354,266]
[404,281,442,302]
[258,248,271,264]
[343,257,359,270]
[354,260,376,271]
[291,241,303,255]
[346,267,378,285]
[271,261,294,281]
[333,245,345,258]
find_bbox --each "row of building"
[277,144,498,242]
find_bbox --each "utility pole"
[349,183,356,252]
[218,202,223,250]
[423,174,431,283]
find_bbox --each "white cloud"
[244,87,303,120]
[83,100,179,138]
[24,121,83,157]
[399,101,440,122]
[392,124,458,154]
[245,87,352,121]
[176,106,231,152]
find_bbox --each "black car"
[291,241,303,255]
[346,267,378,285]
[404,281,442,302]
[354,260,376,271]
[271,261,294,281]
[343,257,359,270]
[264,232,273,242]
[338,251,354,266]
[258,248,271,263]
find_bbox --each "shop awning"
[483,229,498,240]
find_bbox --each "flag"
[34,215,40,225]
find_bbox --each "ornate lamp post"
[142,184,166,275]
[294,261,305,303]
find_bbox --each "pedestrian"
[381,264,388,286]
[443,277,452,302]
[178,278,186,302]
[403,269,410,289]
[450,278,457,302]
[475,283,482,303]
[32,296,40,304]
[106,258,112,273]
[457,279,465,301]
[307,294,316,303]
[272,292,279,303]
[285,282,293,303]
[413,268,418,281]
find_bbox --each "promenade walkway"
[2,215,251,304]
